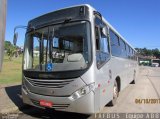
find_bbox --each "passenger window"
[126,45,130,59]
[95,26,100,50]
[119,38,127,58]
[131,49,134,60]
[100,36,109,53]
[109,29,121,56]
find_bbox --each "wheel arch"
[115,76,121,92]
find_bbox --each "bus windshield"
[23,21,91,72]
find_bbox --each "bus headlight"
[69,83,95,101]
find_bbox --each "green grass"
[0,55,22,84]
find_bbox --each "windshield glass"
[23,21,91,72]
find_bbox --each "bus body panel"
[109,57,136,89]
[22,87,95,114]
[92,56,138,111]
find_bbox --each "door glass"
[33,37,40,69]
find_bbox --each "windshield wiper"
[63,18,72,24]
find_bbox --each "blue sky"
[6,0,160,49]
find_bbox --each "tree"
[135,47,159,58]
[4,41,17,60]
[152,48,160,58]
[4,41,12,50]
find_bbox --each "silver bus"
[0,0,6,71]
[19,4,138,114]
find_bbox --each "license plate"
[40,100,53,108]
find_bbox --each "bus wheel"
[108,80,119,106]
[131,71,136,84]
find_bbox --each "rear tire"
[131,71,136,84]
[108,80,119,106]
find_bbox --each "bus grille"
[31,99,70,109]
[25,77,74,88]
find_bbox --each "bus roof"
[81,4,136,51]
[86,4,136,52]
[29,4,136,52]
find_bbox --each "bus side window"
[109,29,121,57]
[100,28,109,54]
[95,18,110,68]
[95,26,100,50]
[119,38,127,58]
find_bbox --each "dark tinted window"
[108,28,137,61]
[126,45,130,58]
[134,51,137,61]
[109,29,121,56]
[119,38,127,58]
[130,49,133,60]
[95,26,100,50]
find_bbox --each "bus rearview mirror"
[13,32,18,46]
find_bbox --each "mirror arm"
[14,25,28,34]
[13,25,35,46]
[14,25,35,34]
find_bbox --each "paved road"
[15,66,160,119]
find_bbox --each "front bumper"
[22,87,95,114]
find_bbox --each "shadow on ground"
[5,85,23,109]
[5,85,91,119]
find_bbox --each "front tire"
[108,80,119,106]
